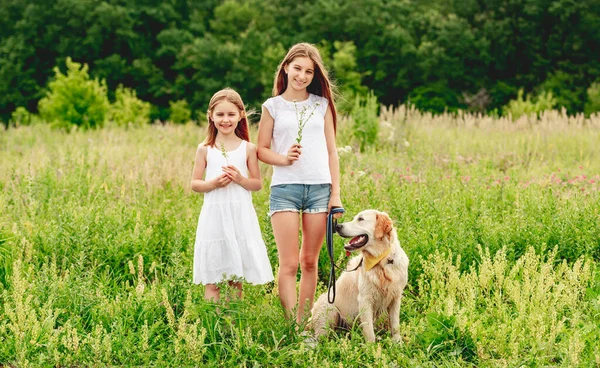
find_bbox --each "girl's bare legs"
[204,284,220,301]
[297,212,327,324]
[271,211,300,319]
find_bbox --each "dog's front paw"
[300,331,318,349]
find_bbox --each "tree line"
[1,0,599,125]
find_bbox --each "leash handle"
[327,206,345,304]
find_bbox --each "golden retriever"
[308,210,409,342]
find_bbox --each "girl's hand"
[286,143,302,165]
[328,193,343,219]
[222,165,244,184]
[212,173,232,189]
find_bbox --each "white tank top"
[262,94,331,186]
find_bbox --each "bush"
[9,107,32,127]
[169,99,191,124]
[350,90,379,152]
[503,88,556,120]
[109,85,152,127]
[583,81,600,117]
[38,57,109,130]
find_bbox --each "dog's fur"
[308,210,409,342]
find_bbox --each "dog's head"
[335,210,394,253]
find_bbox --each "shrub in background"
[9,107,32,127]
[503,88,557,120]
[109,85,151,127]
[583,81,600,117]
[38,57,109,130]
[169,99,191,124]
[350,90,379,152]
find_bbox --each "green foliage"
[325,41,369,114]
[109,85,152,127]
[539,71,584,114]
[1,111,600,365]
[489,81,518,111]
[209,0,258,40]
[420,313,477,362]
[9,107,32,127]
[584,81,600,117]
[169,99,192,124]
[503,89,557,120]
[38,57,109,130]
[0,229,13,288]
[350,91,379,152]
[2,0,600,120]
[410,82,461,113]
[418,247,596,366]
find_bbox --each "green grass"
[1,109,600,366]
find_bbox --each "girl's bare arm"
[191,145,231,192]
[257,106,300,166]
[324,106,342,213]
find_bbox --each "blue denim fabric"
[269,184,331,216]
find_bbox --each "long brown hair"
[204,88,250,146]
[273,43,338,132]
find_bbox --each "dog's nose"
[335,223,343,233]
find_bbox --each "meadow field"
[1,108,599,367]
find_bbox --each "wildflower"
[337,145,353,155]
[219,141,229,165]
[293,100,320,144]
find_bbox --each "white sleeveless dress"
[193,141,274,285]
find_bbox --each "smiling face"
[336,210,394,252]
[210,100,241,136]
[284,56,315,92]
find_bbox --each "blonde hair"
[204,88,250,146]
[273,43,338,131]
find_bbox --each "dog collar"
[363,248,392,271]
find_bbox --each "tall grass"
[1,108,599,366]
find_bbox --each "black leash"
[326,206,345,303]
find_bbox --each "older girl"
[257,43,342,323]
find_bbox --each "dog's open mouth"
[343,234,369,251]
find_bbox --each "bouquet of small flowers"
[294,100,320,144]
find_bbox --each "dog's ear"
[374,212,393,241]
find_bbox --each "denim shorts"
[269,184,331,216]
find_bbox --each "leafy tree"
[584,81,600,117]
[2,0,600,122]
[410,82,462,114]
[318,40,369,113]
[538,70,586,114]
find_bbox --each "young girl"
[192,88,273,301]
[257,43,343,323]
